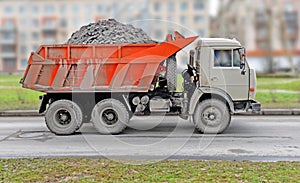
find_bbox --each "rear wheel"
[91,99,129,134]
[45,100,83,135]
[193,99,231,134]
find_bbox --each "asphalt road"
[0,115,299,161]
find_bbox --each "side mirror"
[241,70,246,75]
[240,61,245,70]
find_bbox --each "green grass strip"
[0,158,299,182]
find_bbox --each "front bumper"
[249,100,261,113]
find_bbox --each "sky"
[210,0,219,16]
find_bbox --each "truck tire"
[91,99,129,134]
[45,100,83,135]
[193,99,231,134]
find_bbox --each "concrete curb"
[0,110,41,117]
[0,109,299,117]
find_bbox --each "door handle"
[211,77,218,81]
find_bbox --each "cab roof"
[199,38,242,48]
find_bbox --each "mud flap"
[39,94,49,114]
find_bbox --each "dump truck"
[21,32,261,135]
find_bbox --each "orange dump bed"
[21,33,198,93]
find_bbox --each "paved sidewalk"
[0,109,299,117]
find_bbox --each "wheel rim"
[55,109,72,126]
[101,109,118,126]
[202,106,222,127]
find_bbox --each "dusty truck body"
[21,32,260,135]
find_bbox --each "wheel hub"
[202,107,221,126]
[106,113,114,120]
[208,113,216,120]
[60,114,68,121]
[102,109,118,125]
[55,110,71,126]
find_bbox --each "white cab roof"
[198,38,242,47]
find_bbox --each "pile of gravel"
[67,19,155,44]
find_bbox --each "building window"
[85,4,93,13]
[181,2,188,11]
[44,32,55,39]
[60,19,67,27]
[32,32,39,40]
[21,59,28,67]
[286,26,295,34]
[3,32,14,40]
[31,19,39,27]
[113,3,120,13]
[194,1,204,10]
[19,6,26,13]
[258,28,267,37]
[4,6,13,14]
[180,16,187,24]
[154,2,162,11]
[194,16,204,23]
[97,5,107,12]
[44,19,55,27]
[2,45,14,53]
[4,59,16,68]
[3,19,14,28]
[256,13,267,22]
[20,33,27,40]
[285,2,293,12]
[168,2,175,11]
[214,50,232,67]
[60,4,66,13]
[72,5,79,13]
[284,12,297,22]
[32,6,39,13]
[20,46,27,54]
[288,40,295,48]
[45,5,55,13]
[127,4,134,11]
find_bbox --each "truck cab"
[184,38,261,133]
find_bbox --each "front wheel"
[193,99,231,134]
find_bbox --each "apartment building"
[0,0,209,73]
[148,0,209,40]
[214,0,300,72]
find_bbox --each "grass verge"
[256,92,300,109]
[0,158,299,182]
[0,75,42,110]
[257,77,300,91]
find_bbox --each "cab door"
[209,49,249,101]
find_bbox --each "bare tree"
[278,6,298,77]
[263,0,275,73]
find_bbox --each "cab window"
[214,50,232,67]
[233,49,241,67]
